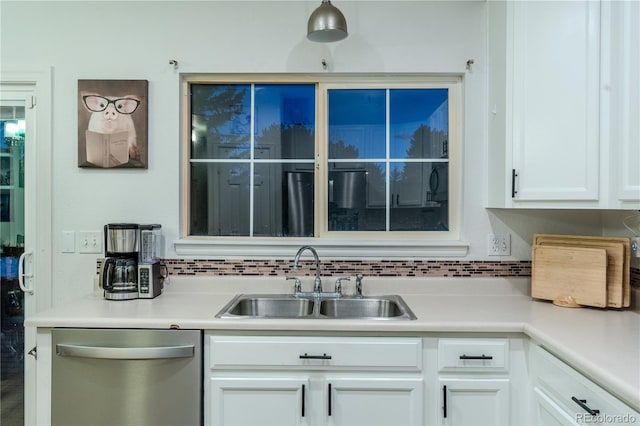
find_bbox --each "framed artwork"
[78,79,148,168]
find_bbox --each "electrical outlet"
[488,233,511,256]
[78,231,102,254]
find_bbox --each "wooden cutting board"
[531,245,608,308]
[533,234,630,308]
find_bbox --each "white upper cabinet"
[607,1,640,207]
[487,0,640,209]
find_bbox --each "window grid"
[185,76,460,241]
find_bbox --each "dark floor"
[1,322,24,426]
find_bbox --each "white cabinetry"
[204,335,424,426]
[436,338,511,425]
[530,344,640,426]
[325,377,423,426]
[209,377,308,425]
[487,0,640,209]
[607,1,640,206]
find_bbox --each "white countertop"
[27,276,640,411]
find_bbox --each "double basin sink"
[216,294,416,320]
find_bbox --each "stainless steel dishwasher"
[51,328,202,426]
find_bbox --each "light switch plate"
[61,231,75,253]
[78,231,102,254]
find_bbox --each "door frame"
[0,67,53,426]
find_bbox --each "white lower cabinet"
[439,378,510,426]
[326,377,423,426]
[203,333,639,426]
[436,338,512,426]
[532,387,579,426]
[204,334,424,426]
[530,344,640,426]
[209,377,309,426]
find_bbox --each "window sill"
[173,238,469,260]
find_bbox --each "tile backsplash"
[162,259,532,277]
[96,259,640,286]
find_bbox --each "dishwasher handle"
[56,343,195,360]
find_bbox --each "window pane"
[390,162,449,231]
[255,84,315,160]
[328,89,386,159]
[190,162,250,236]
[328,162,386,231]
[191,84,251,159]
[253,163,314,237]
[390,89,448,159]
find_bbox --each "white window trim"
[178,74,466,259]
[173,238,469,259]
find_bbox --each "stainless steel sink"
[217,295,315,318]
[216,294,416,320]
[318,296,416,319]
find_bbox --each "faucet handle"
[355,274,364,297]
[286,276,302,294]
[334,277,351,295]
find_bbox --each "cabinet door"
[208,377,309,426]
[510,0,600,202]
[325,377,423,426]
[439,378,509,426]
[610,0,640,205]
[532,387,579,426]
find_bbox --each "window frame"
[177,74,467,259]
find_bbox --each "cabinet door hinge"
[28,95,36,109]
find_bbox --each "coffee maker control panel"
[138,263,162,299]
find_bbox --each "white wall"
[0,1,607,305]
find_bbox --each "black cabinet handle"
[511,169,518,198]
[300,353,332,360]
[459,354,493,360]
[301,384,305,417]
[443,385,447,418]
[572,397,600,416]
[328,383,332,416]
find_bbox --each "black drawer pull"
[572,397,600,416]
[459,354,493,360]
[443,385,448,418]
[300,353,332,360]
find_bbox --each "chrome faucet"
[293,245,322,293]
[355,274,364,297]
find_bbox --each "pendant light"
[307,0,348,43]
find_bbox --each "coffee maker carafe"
[100,223,140,300]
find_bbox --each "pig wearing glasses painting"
[78,80,148,168]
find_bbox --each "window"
[181,75,463,256]
[190,83,315,237]
[327,87,450,232]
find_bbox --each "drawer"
[438,338,509,372]
[208,335,422,371]
[531,344,640,425]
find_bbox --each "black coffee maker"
[100,223,141,301]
